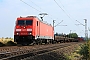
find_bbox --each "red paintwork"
[78,37,84,41]
[14,16,54,39]
[39,21,54,38]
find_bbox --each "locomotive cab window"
[37,21,38,26]
[18,20,24,25]
[26,20,33,25]
[17,20,33,25]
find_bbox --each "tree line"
[54,32,78,38]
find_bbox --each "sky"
[0,0,90,38]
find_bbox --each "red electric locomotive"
[14,16,54,45]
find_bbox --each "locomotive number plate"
[22,29,27,31]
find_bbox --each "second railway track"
[0,42,83,60]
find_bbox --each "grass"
[0,38,16,46]
[64,44,83,60]
[0,38,14,44]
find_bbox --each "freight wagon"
[14,16,54,45]
[54,36,75,43]
[54,35,84,43]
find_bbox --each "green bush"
[0,42,5,47]
[79,41,90,60]
[5,41,17,46]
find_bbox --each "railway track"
[0,42,83,60]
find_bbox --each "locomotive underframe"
[14,35,54,45]
[14,35,35,45]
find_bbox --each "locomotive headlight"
[27,29,32,31]
[16,29,21,31]
[29,33,32,35]
[16,32,19,35]
[28,32,32,35]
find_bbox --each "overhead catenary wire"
[29,0,70,30]
[58,0,83,26]
[29,0,56,20]
[20,0,41,12]
[20,0,60,26]
[53,0,76,28]
[53,0,72,20]
[29,0,44,11]
[20,0,82,27]
[20,0,63,21]
[53,0,78,25]
[20,0,68,33]
[28,0,70,26]
[20,0,54,20]
[53,0,83,27]
[29,0,69,27]
[59,0,75,20]
[20,0,69,24]
[20,0,53,20]
[53,0,85,35]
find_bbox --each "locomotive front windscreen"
[17,20,33,25]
